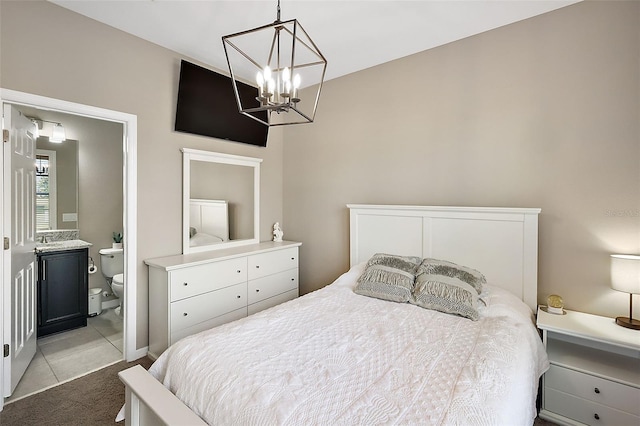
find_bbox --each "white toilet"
[99,247,124,317]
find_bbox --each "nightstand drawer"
[545,388,640,426]
[546,364,640,415]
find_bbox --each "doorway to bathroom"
[0,89,138,409]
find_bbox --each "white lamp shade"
[610,254,640,294]
[50,123,65,143]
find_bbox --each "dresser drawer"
[545,388,640,426]
[546,364,640,415]
[248,247,298,280]
[248,269,298,305]
[170,282,246,331]
[248,288,298,316]
[170,307,247,346]
[169,258,246,301]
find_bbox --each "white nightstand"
[537,308,640,425]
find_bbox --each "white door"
[2,104,37,397]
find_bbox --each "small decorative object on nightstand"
[545,294,565,315]
[610,254,640,330]
[537,308,640,425]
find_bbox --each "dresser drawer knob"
[236,295,241,299]
[183,282,188,286]
[594,387,600,394]
[183,312,188,316]
[594,413,600,420]
[256,265,260,269]
[291,278,295,281]
[291,257,295,260]
[237,270,241,273]
[256,289,260,292]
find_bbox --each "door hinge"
[3,344,8,358]
[2,129,8,143]
[4,237,9,250]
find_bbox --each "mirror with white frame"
[182,148,262,254]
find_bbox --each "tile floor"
[5,307,123,403]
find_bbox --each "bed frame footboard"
[118,365,207,426]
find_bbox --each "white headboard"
[189,199,229,241]
[348,205,541,311]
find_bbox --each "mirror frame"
[182,148,262,254]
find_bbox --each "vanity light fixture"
[610,254,640,330]
[49,123,66,143]
[30,119,41,139]
[222,0,327,126]
[29,117,67,143]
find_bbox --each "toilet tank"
[99,248,124,278]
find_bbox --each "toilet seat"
[113,273,124,285]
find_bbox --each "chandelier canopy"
[222,0,327,126]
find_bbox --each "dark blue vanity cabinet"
[37,248,89,337]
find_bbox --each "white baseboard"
[126,346,150,362]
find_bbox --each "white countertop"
[35,239,92,253]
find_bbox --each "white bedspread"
[149,263,549,425]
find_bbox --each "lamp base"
[615,316,640,330]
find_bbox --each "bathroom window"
[36,151,57,231]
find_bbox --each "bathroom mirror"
[182,148,262,254]
[36,137,79,231]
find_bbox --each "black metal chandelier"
[222,0,327,126]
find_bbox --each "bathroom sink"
[35,239,93,253]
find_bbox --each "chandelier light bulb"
[267,78,275,96]
[281,67,291,97]
[263,66,272,82]
[256,72,264,95]
[292,74,301,101]
[282,67,291,84]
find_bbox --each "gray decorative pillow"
[354,253,422,303]
[417,258,486,294]
[411,273,480,321]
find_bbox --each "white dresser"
[537,308,640,426]
[146,241,301,358]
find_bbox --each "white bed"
[119,205,547,426]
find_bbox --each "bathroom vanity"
[36,244,90,337]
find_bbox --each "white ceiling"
[50,0,580,82]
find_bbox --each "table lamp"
[610,254,640,330]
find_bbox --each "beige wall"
[283,1,640,319]
[1,1,285,350]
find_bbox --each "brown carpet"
[0,357,153,426]
[1,356,557,425]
